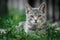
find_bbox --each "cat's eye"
[30,15,34,18]
[38,15,41,17]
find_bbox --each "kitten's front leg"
[17,22,25,32]
[24,24,31,33]
[24,27,29,33]
[52,22,58,27]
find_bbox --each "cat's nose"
[35,20,37,23]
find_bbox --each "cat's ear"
[39,2,47,14]
[25,4,32,14]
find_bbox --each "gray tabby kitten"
[17,2,57,34]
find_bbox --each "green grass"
[0,8,60,40]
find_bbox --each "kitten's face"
[25,2,47,25]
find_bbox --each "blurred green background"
[0,0,60,40]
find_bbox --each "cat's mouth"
[32,22,38,25]
[32,22,37,25]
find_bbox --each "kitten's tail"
[52,22,58,27]
[51,22,58,28]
